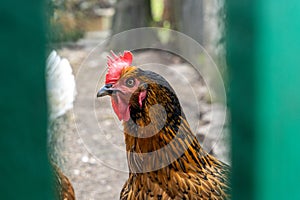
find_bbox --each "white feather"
[46,50,76,120]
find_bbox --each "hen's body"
[121,131,230,200]
[97,52,231,200]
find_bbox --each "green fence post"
[255,1,300,199]
[0,1,54,199]
[227,1,256,199]
[228,1,300,200]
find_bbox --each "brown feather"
[52,163,76,200]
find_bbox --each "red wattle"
[138,90,147,108]
[111,96,130,121]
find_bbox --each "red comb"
[105,51,133,84]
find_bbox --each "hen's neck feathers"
[123,72,212,170]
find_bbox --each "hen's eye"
[125,77,135,87]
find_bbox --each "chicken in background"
[46,50,76,200]
[97,51,231,200]
[46,50,76,121]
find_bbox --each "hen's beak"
[97,84,114,97]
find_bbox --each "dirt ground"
[49,32,230,200]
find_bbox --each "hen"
[97,51,231,200]
[46,50,76,200]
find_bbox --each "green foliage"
[47,0,84,43]
[151,0,164,22]
[48,16,84,43]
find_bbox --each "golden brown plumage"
[52,163,76,200]
[97,51,231,200]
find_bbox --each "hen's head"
[97,51,181,123]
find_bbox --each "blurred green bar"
[256,1,300,199]
[0,1,54,199]
[227,1,300,200]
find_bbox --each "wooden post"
[0,1,54,199]
[111,0,152,34]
